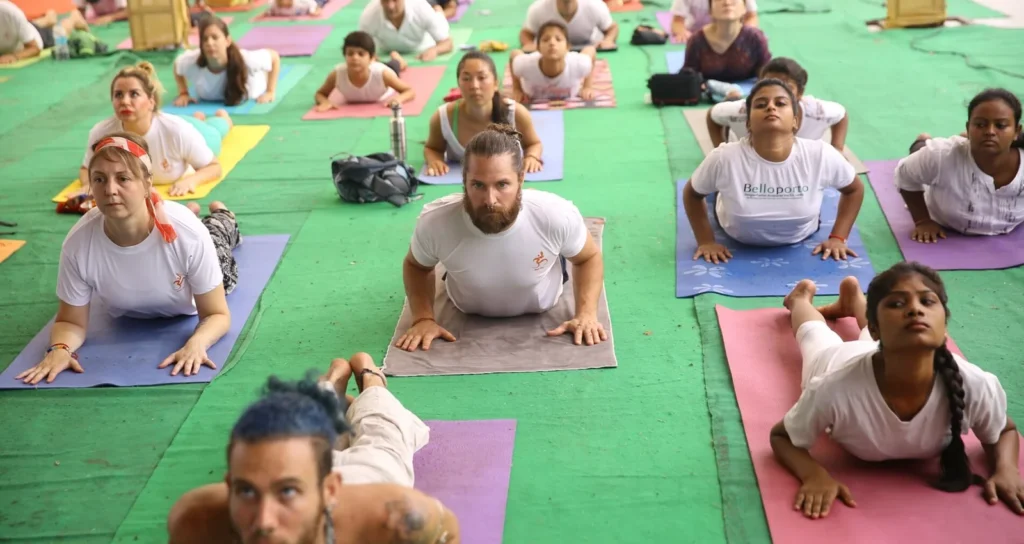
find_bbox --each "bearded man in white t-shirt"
[396,125,608,352]
[358,0,453,65]
[520,0,618,52]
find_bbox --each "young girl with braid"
[773,262,1023,519]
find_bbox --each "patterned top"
[682,26,771,82]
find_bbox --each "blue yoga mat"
[664,51,756,96]
[0,234,290,389]
[674,180,875,298]
[161,64,312,116]
[419,110,565,185]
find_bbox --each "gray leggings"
[202,209,242,295]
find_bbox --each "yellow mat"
[0,48,53,70]
[53,125,270,203]
[0,240,26,264]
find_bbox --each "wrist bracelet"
[914,218,933,226]
[828,234,846,243]
[47,343,78,360]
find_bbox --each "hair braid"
[933,344,977,492]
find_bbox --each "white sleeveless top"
[438,98,518,161]
[334,61,394,103]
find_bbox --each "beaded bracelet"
[828,234,846,243]
[46,343,78,360]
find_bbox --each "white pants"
[796,321,878,389]
[330,386,430,488]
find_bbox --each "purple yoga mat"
[416,419,516,544]
[867,159,1024,270]
[235,25,332,57]
[0,235,290,389]
[448,0,473,22]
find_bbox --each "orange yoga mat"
[11,0,75,19]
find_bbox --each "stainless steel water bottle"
[389,102,407,163]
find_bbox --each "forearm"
[683,189,717,245]
[433,38,453,55]
[986,421,1021,476]
[48,320,88,352]
[899,189,933,224]
[186,162,222,185]
[519,30,537,51]
[403,262,437,321]
[315,92,331,105]
[671,18,687,37]
[424,146,446,164]
[266,57,280,93]
[771,435,830,483]
[523,142,543,162]
[602,24,619,44]
[830,115,850,151]
[15,44,41,60]
[572,256,603,318]
[395,88,416,103]
[175,75,191,97]
[186,313,230,350]
[831,187,864,239]
[706,113,725,148]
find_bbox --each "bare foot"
[192,111,207,121]
[208,200,227,213]
[349,352,387,391]
[321,357,354,400]
[390,51,408,71]
[783,279,817,311]
[816,276,866,324]
[213,109,233,128]
[186,202,201,216]
[34,9,58,28]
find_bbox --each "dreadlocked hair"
[865,261,978,492]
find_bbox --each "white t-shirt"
[334,61,395,103]
[511,51,593,102]
[409,189,589,317]
[174,48,275,102]
[710,95,847,142]
[358,0,450,54]
[56,201,224,319]
[82,112,216,185]
[783,341,1008,462]
[268,0,318,15]
[524,0,613,47]
[670,0,758,30]
[894,136,1024,236]
[437,99,518,162]
[0,1,43,55]
[688,137,856,245]
[74,0,127,16]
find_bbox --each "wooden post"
[126,0,190,51]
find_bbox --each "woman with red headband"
[16,132,242,386]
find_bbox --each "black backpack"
[331,152,423,207]
[647,67,704,106]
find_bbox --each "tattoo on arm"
[384,497,438,544]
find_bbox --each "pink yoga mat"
[301,65,446,119]
[117,17,234,50]
[235,24,332,56]
[717,305,1024,543]
[867,159,1024,271]
[251,0,349,21]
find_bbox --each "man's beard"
[231,502,326,544]
[463,188,522,234]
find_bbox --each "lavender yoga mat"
[448,0,473,22]
[416,419,516,544]
[867,159,1024,270]
[655,11,683,43]
[235,25,332,57]
[0,235,290,389]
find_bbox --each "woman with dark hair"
[896,88,1024,243]
[681,0,770,84]
[172,16,281,107]
[682,79,864,264]
[707,56,850,152]
[771,264,1022,519]
[423,51,544,176]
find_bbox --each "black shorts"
[31,22,55,49]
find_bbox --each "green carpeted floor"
[1,0,1022,541]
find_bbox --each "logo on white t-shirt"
[533,251,549,270]
[172,273,185,291]
[743,183,811,200]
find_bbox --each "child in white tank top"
[314,31,416,111]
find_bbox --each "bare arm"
[830,177,864,241]
[599,22,619,47]
[984,417,1021,477]
[519,28,537,52]
[187,285,231,350]
[567,232,603,320]
[423,110,448,165]
[579,47,597,96]
[181,159,222,188]
[383,68,416,104]
[830,113,850,152]
[315,71,338,105]
[682,182,717,246]
[403,250,437,322]
[706,109,726,149]
[50,301,90,353]
[431,37,453,56]
[670,15,689,42]
[514,105,543,161]
[174,73,192,99]
[13,41,41,60]
[769,421,832,484]
[899,189,934,225]
[265,50,281,95]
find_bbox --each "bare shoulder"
[167,484,235,544]
[337,484,461,544]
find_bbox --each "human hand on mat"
[794,473,856,519]
[579,86,595,101]
[396,318,456,351]
[812,238,856,261]
[911,220,946,244]
[158,342,217,377]
[523,155,543,173]
[16,350,84,385]
[257,91,275,104]
[547,315,607,346]
[984,469,1024,515]
[597,40,616,51]
[694,242,732,264]
[174,93,197,107]
[170,179,197,197]
[316,101,339,112]
[418,48,438,62]
[426,159,450,176]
